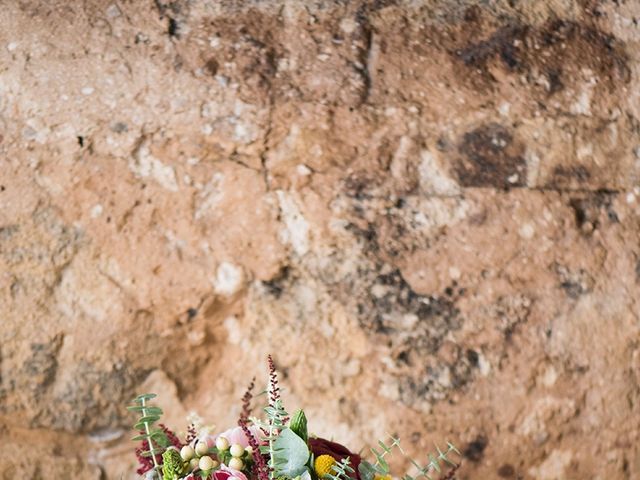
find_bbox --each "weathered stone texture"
[0,0,639,479]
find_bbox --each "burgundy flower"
[309,437,361,480]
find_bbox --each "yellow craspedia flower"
[374,475,393,480]
[314,454,337,478]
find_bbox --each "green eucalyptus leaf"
[135,393,158,401]
[138,414,161,423]
[272,428,310,477]
[142,406,164,415]
[127,405,147,412]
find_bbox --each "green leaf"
[409,459,422,472]
[289,409,308,443]
[134,417,161,430]
[428,454,440,473]
[150,430,170,447]
[143,406,164,415]
[135,393,157,401]
[138,414,162,423]
[446,442,460,455]
[140,449,162,457]
[127,405,147,412]
[378,441,392,453]
[358,461,376,480]
[272,428,311,477]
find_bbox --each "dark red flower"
[309,437,361,480]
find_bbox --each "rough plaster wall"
[0,0,639,479]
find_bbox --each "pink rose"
[213,464,248,480]
[201,425,261,449]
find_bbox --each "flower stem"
[141,397,161,479]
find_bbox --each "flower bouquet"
[128,356,461,480]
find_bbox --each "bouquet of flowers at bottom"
[128,356,461,480]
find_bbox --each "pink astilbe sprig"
[267,354,288,424]
[162,424,184,449]
[134,424,183,475]
[239,377,256,424]
[186,423,197,445]
[441,463,461,480]
[267,355,279,404]
[135,443,162,475]
[238,378,271,480]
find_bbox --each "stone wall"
[0,1,639,479]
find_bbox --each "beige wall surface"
[0,1,639,478]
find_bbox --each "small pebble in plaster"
[7,42,18,52]
[570,90,592,116]
[187,328,206,346]
[310,144,323,157]
[224,315,242,344]
[477,353,491,377]
[418,150,460,196]
[22,126,37,141]
[90,204,103,219]
[339,18,357,34]
[296,164,312,176]
[449,266,461,280]
[528,450,572,480]
[234,123,249,142]
[214,262,244,296]
[342,359,361,377]
[81,87,95,96]
[519,223,535,239]
[106,4,121,18]
[130,141,179,192]
[539,365,558,387]
[276,191,310,256]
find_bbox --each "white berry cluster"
[178,435,252,477]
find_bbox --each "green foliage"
[358,437,460,480]
[402,443,460,480]
[324,457,355,480]
[127,393,168,479]
[289,409,308,443]
[258,360,290,480]
[162,448,186,480]
[264,400,289,430]
[271,428,311,477]
[358,435,402,480]
[358,461,377,480]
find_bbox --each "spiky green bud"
[162,448,185,480]
[289,409,308,443]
